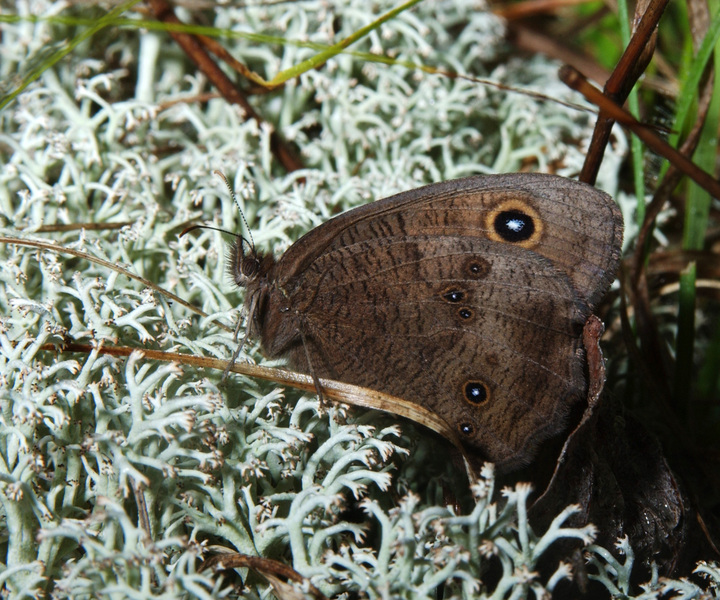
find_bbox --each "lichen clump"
[2,1,714,599]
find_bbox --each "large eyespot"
[486,198,543,248]
[463,380,490,405]
[494,210,534,242]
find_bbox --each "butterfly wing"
[270,234,587,470]
[255,174,623,471]
[273,174,622,310]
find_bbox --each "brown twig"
[579,0,668,184]
[146,0,303,174]
[0,235,231,332]
[560,65,720,200]
[200,553,329,600]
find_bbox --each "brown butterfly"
[231,174,623,472]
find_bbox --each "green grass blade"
[669,3,720,147]
[673,261,697,415]
[682,0,720,250]
[615,0,646,225]
[263,0,424,87]
[0,0,143,112]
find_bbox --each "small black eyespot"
[464,257,491,279]
[494,210,535,243]
[459,423,474,436]
[458,308,473,319]
[442,290,464,303]
[464,381,488,405]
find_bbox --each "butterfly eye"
[494,210,535,243]
[242,256,261,278]
[464,380,489,405]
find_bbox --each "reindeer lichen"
[0,1,715,599]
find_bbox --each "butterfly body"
[234,174,623,472]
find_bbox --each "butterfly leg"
[298,329,326,404]
[222,295,258,381]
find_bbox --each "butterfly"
[231,174,623,472]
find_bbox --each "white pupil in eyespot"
[506,218,525,232]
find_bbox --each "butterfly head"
[229,235,259,286]
[228,234,277,289]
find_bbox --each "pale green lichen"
[0,0,717,599]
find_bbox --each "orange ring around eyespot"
[462,379,491,406]
[485,197,544,249]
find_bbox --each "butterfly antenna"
[212,171,259,384]
[214,170,255,253]
[180,224,236,238]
